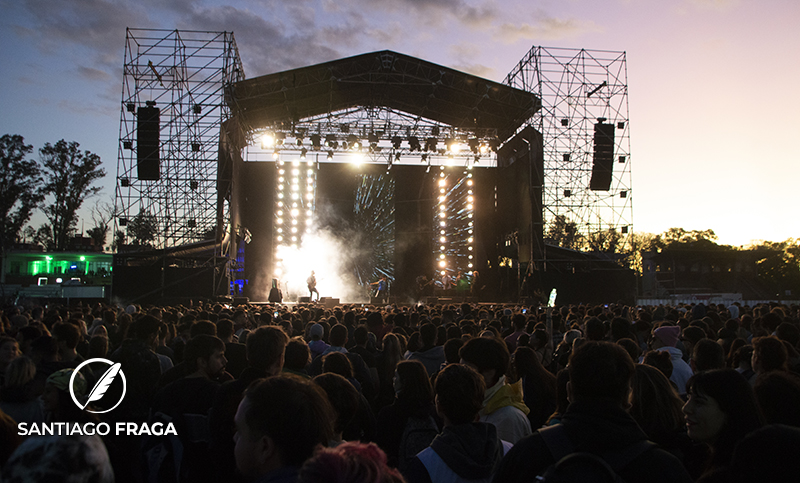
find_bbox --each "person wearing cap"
[41,368,99,425]
[307,323,329,360]
[649,324,693,396]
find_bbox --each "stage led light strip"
[435,167,475,279]
[273,155,317,278]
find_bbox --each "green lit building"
[2,249,112,298]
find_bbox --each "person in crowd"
[307,323,330,360]
[406,363,512,483]
[111,315,163,422]
[209,326,290,481]
[0,356,44,425]
[52,322,84,364]
[0,336,21,386]
[682,368,764,478]
[233,375,334,483]
[753,371,800,427]
[407,323,445,377]
[459,336,532,444]
[650,325,693,395]
[298,441,405,483]
[493,341,692,483]
[691,339,726,372]
[629,363,703,477]
[218,318,248,378]
[311,373,361,447]
[376,333,404,410]
[375,360,439,470]
[2,434,114,483]
[283,337,311,378]
[751,335,789,376]
[512,346,556,430]
[504,314,528,353]
[544,368,570,426]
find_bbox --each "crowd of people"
[0,299,799,482]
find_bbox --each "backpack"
[536,424,655,483]
[397,414,439,473]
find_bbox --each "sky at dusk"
[1,0,798,247]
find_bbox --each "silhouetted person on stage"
[307,271,319,302]
[268,278,283,303]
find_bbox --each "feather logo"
[70,358,128,414]
[82,363,122,409]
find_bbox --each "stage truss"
[505,46,632,253]
[115,29,244,251]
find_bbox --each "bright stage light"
[440,188,445,194]
[278,193,284,199]
[439,260,446,268]
[291,227,298,233]
[273,150,279,160]
[439,212,446,218]
[440,271,446,276]
[300,148,307,160]
[440,245,445,251]
[292,169,299,175]
[276,218,283,224]
[261,133,275,149]
[277,228,283,233]
[278,177,284,183]
[468,246,473,250]
[291,184,299,192]
[440,230,445,235]
[277,236,283,242]
[291,219,298,225]
[439,196,445,202]
[274,267,282,276]
[440,236,446,243]
[440,221,446,227]
[279,169,285,175]
[306,193,313,200]
[440,254,445,259]
[306,219,312,225]
[291,208,299,216]
[468,263,473,268]
[291,193,298,200]
[468,196,474,202]
[468,255,473,259]
[438,179,446,187]
[307,210,312,216]
[291,236,297,241]
[277,210,283,216]
[468,237,474,243]
[467,204,473,210]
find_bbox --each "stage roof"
[229,50,540,142]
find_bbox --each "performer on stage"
[416,275,434,300]
[307,270,319,302]
[371,275,389,303]
[440,272,452,292]
[268,278,283,303]
[470,270,483,300]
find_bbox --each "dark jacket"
[491,399,693,483]
[405,422,507,483]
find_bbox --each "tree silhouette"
[38,140,105,251]
[0,134,44,280]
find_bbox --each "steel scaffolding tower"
[505,46,632,252]
[115,29,244,249]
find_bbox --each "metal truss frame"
[505,46,633,254]
[115,28,244,252]
[242,106,499,169]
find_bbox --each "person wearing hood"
[407,323,445,377]
[650,324,693,395]
[459,337,532,444]
[405,363,512,483]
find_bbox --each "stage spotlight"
[273,149,279,160]
[408,136,421,151]
[391,136,403,149]
[276,132,286,145]
[421,153,428,163]
[347,134,360,150]
[395,153,401,162]
[468,138,479,153]
[368,131,379,145]
[488,137,500,151]
[261,133,275,149]
[310,134,321,149]
[300,148,308,160]
[296,138,303,146]
[439,260,446,268]
[325,134,336,147]
[327,151,333,160]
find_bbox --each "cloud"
[495,16,600,43]
[77,66,112,82]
